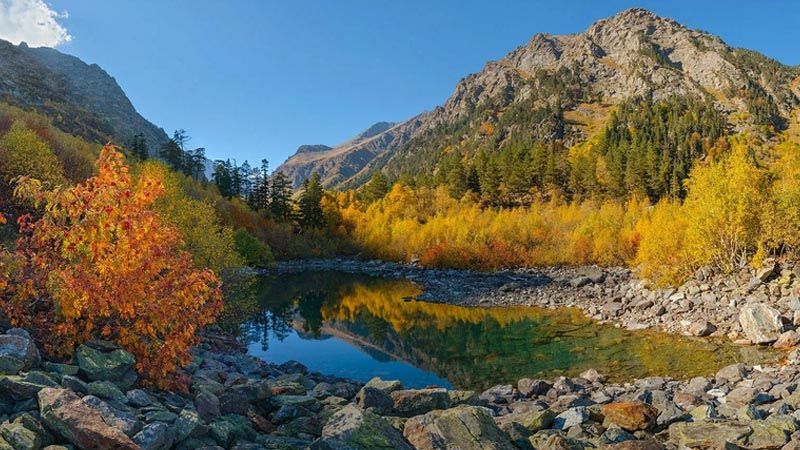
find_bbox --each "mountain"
[277,121,399,188]
[0,39,169,151]
[277,8,800,189]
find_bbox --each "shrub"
[0,146,222,388]
[0,122,66,203]
[233,228,274,267]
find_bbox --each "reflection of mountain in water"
[239,272,778,390]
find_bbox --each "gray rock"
[126,389,151,407]
[739,304,783,344]
[133,422,174,450]
[355,386,393,415]
[195,390,221,422]
[315,404,412,450]
[0,334,41,375]
[404,405,515,450]
[76,343,137,389]
[553,407,589,430]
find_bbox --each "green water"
[235,271,780,390]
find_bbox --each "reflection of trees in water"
[232,271,778,390]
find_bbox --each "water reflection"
[234,271,779,390]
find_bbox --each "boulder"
[315,404,412,450]
[37,387,138,449]
[82,395,141,436]
[363,377,402,394]
[601,401,658,431]
[517,379,552,397]
[75,343,137,389]
[553,406,589,429]
[355,385,393,415]
[667,421,751,448]
[0,334,41,375]
[688,321,717,337]
[739,304,783,344]
[195,390,221,422]
[0,421,40,450]
[495,408,555,432]
[773,330,800,349]
[403,405,516,450]
[747,414,797,449]
[390,388,451,417]
[133,422,174,450]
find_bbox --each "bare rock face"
[739,304,784,344]
[277,8,798,191]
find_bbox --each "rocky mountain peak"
[296,144,333,154]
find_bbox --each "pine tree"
[249,159,271,212]
[298,172,325,229]
[130,133,148,160]
[447,160,468,199]
[270,171,293,222]
[362,171,389,203]
[212,159,235,198]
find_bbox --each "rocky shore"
[2,320,800,449]
[269,258,800,349]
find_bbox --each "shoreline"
[266,258,800,347]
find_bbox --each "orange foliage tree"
[0,145,222,388]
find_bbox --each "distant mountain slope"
[0,39,169,151]
[277,121,400,189]
[278,8,799,189]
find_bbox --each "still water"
[238,271,778,390]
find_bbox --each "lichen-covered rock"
[390,388,451,417]
[133,422,174,450]
[403,405,516,450]
[667,421,751,448]
[37,387,138,449]
[355,386,393,415]
[315,404,412,450]
[75,343,137,389]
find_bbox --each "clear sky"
[5,0,800,167]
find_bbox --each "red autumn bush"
[0,145,222,388]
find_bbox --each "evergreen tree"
[212,159,235,198]
[249,159,271,212]
[447,160,468,199]
[270,171,294,222]
[362,171,389,203]
[130,133,148,160]
[298,172,325,229]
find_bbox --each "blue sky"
[9,0,800,166]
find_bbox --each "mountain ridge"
[276,8,799,189]
[0,39,169,151]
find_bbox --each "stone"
[756,260,778,282]
[60,375,88,394]
[390,388,451,417]
[517,379,551,397]
[0,421,40,450]
[604,441,665,450]
[87,380,127,405]
[553,407,589,430]
[748,414,797,449]
[0,375,57,400]
[208,415,255,447]
[579,369,605,383]
[218,390,249,416]
[82,395,141,436]
[196,390,221,422]
[668,421,751,448]
[601,401,658,431]
[569,277,591,288]
[125,389,151,407]
[75,343,137,389]
[363,377,402,394]
[739,304,783,344]
[0,334,41,375]
[716,364,748,384]
[133,422,174,450]
[689,321,717,337]
[174,408,206,443]
[37,387,138,449]
[315,404,412,449]
[355,385,393,415]
[497,408,555,432]
[726,387,756,407]
[774,330,800,349]
[403,405,515,450]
